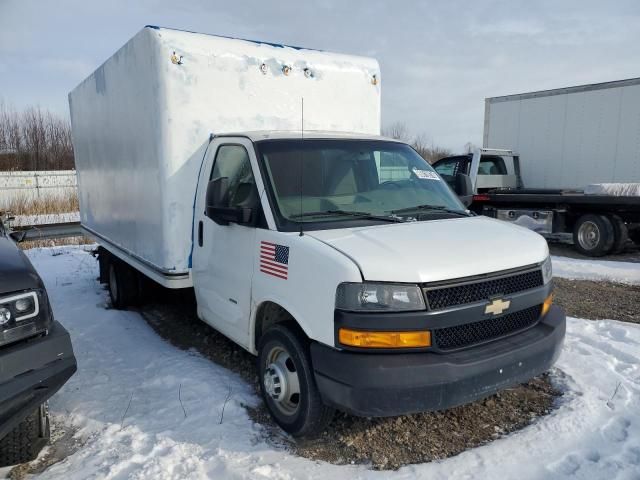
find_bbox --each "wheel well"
[254,302,305,350]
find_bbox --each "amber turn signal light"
[542,293,554,316]
[338,328,431,349]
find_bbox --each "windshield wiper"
[390,205,472,216]
[290,210,404,223]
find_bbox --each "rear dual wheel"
[573,214,628,257]
[107,258,140,308]
[573,214,614,257]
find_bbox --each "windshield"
[257,139,466,231]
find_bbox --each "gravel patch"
[553,277,640,323]
[252,375,558,470]
[136,289,562,470]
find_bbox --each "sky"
[1,0,639,151]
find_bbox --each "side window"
[478,157,507,175]
[210,145,257,208]
[433,158,461,188]
[434,160,457,177]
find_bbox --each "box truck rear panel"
[484,78,640,189]
[69,26,381,278]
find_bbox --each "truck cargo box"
[484,77,640,189]
[69,26,380,282]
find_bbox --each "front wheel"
[258,324,334,437]
[0,404,50,467]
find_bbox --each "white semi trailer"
[70,26,565,436]
[434,78,640,257]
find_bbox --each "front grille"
[425,269,543,310]
[433,304,542,350]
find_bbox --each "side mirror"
[205,177,255,226]
[454,173,473,207]
[9,230,27,243]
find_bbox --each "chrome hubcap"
[263,347,301,416]
[578,221,600,250]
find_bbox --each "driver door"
[192,139,260,347]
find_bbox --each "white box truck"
[433,78,640,257]
[70,26,565,436]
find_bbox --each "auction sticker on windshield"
[412,168,440,180]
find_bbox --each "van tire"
[0,405,50,468]
[108,258,138,308]
[573,214,614,257]
[258,324,334,437]
[609,215,628,254]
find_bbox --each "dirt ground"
[137,291,565,470]
[554,277,640,324]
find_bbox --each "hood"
[0,235,43,294]
[307,216,548,283]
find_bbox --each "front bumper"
[0,321,77,440]
[311,305,565,417]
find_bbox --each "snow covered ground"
[6,247,640,479]
[552,255,640,285]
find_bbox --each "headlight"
[0,290,47,347]
[0,291,39,322]
[541,256,553,284]
[336,283,426,312]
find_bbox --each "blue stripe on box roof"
[144,25,321,52]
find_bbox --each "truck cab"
[183,133,565,435]
[433,148,523,193]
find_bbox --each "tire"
[609,215,629,254]
[630,227,640,246]
[573,214,615,257]
[108,258,139,308]
[0,405,50,467]
[258,324,334,437]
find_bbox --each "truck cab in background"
[433,148,522,194]
[434,149,640,257]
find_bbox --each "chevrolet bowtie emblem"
[485,298,511,315]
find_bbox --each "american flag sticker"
[260,241,289,280]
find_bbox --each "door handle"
[198,221,203,246]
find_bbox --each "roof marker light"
[260,63,268,74]
[371,74,378,85]
[282,65,292,76]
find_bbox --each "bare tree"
[0,102,74,171]
[382,122,451,164]
[412,134,451,164]
[382,121,410,141]
[464,141,477,154]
